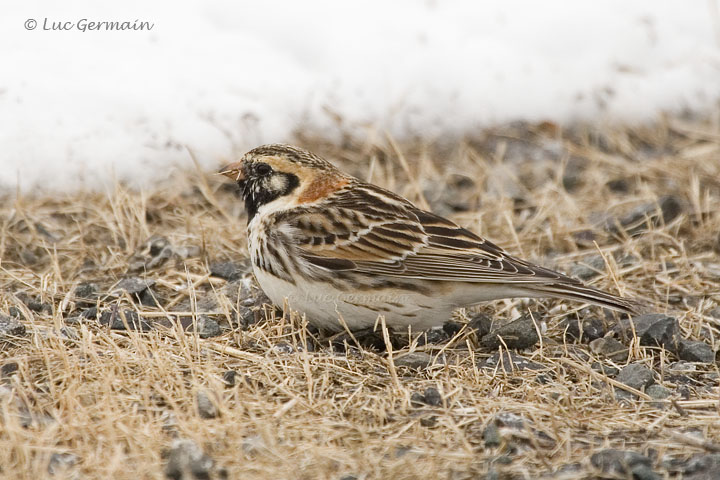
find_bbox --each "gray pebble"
[273,343,294,354]
[677,339,715,363]
[117,277,155,295]
[47,452,78,476]
[682,453,720,480]
[589,337,628,362]
[569,254,606,281]
[562,316,605,342]
[192,316,222,339]
[196,390,218,419]
[467,312,493,338]
[422,387,442,407]
[480,312,540,350]
[483,423,501,448]
[0,314,26,339]
[222,370,238,387]
[210,261,250,281]
[590,362,619,377]
[165,438,214,480]
[99,309,152,331]
[646,384,672,400]
[616,363,655,391]
[394,352,434,369]
[591,449,654,477]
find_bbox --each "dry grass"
[1,116,720,479]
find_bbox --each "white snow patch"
[1,0,719,191]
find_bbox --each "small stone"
[562,316,605,342]
[442,321,462,337]
[708,307,720,319]
[483,423,501,448]
[609,196,683,235]
[639,315,681,350]
[210,261,249,281]
[190,316,222,339]
[480,352,545,371]
[410,392,426,407]
[422,387,442,407]
[616,363,655,391]
[646,384,672,400]
[589,337,628,362]
[74,282,98,304]
[241,435,267,456]
[410,387,442,407]
[416,327,449,345]
[614,314,682,352]
[165,439,214,480]
[590,362,619,377]
[677,339,715,363]
[659,195,683,224]
[222,370,238,387]
[99,309,152,331]
[146,246,174,269]
[591,449,653,476]
[420,416,437,427]
[1,362,19,378]
[117,277,155,295]
[59,326,79,340]
[8,306,23,319]
[148,236,170,256]
[47,452,77,476]
[394,352,435,369]
[273,343,294,354]
[480,312,540,350]
[606,177,631,193]
[572,229,598,247]
[569,254,606,281]
[0,314,26,339]
[28,301,52,314]
[467,313,493,338]
[196,390,218,419]
[683,454,720,480]
[668,360,697,373]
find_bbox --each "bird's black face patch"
[239,162,299,222]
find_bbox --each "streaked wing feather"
[280,183,579,285]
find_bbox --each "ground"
[1,117,719,479]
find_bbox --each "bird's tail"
[525,282,650,315]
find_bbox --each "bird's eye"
[255,163,272,175]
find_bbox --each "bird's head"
[219,144,349,222]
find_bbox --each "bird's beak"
[217,161,245,181]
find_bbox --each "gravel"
[99,309,152,331]
[0,314,26,339]
[616,363,655,399]
[480,312,540,350]
[561,315,606,342]
[677,339,715,363]
[165,439,215,480]
[590,449,657,479]
[395,352,436,369]
[47,452,78,476]
[196,390,219,419]
[589,337,628,362]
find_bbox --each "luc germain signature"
[25,18,154,32]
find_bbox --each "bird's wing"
[278,183,578,285]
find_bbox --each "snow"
[1,0,719,191]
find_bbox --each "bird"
[219,144,640,333]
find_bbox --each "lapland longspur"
[220,144,639,332]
